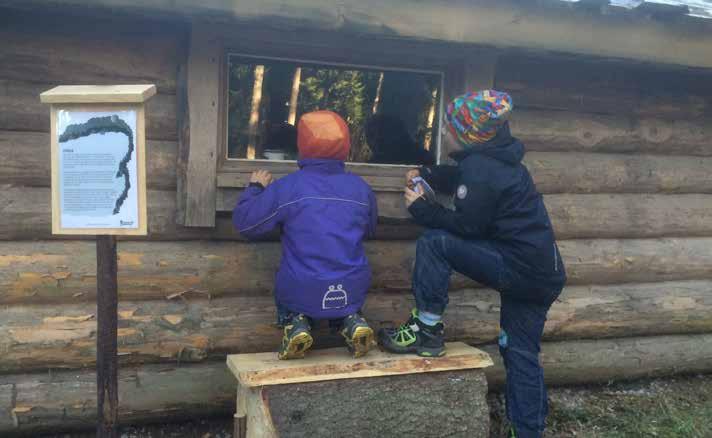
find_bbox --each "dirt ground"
[38,373,712,438]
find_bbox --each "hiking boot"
[340,313,375,358]
[278,314,313,360]
[378,309,446,357]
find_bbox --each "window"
[225,54,443,166]
[177,24,475,226]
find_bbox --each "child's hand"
[405,169,420,188]
[250,170,273,187]
[404,186,423,208]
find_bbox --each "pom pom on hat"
[297,110,351,161]
[445,90,513,147]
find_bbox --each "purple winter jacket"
[232,158,377,319]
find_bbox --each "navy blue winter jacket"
[233,158,377,319]
[409,124,566,286]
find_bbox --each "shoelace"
[395,319,415,336]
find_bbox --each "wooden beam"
[176,22,221,226]
[3,280,712,373]
[95,235,119,438]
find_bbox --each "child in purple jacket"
[233,111,378,360]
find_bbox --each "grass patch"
[550,376,712,438]
[549,396,712,437]
[491,374,712,438]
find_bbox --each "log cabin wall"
[2,7,712,434]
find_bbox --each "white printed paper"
[57,109,139,229]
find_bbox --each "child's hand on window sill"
[250,169,273,188]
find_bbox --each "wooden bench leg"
[234,383,248,438]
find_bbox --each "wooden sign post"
[41,85,155,438]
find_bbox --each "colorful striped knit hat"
[445,90,513,147]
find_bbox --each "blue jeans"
[413,230,563,438]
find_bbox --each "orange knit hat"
[297,110,351,161]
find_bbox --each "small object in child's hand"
[410,177,437,203]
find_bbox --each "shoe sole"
[278,331,314,360]
[349,326,375,358]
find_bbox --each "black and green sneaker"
[378,309,446,357]
[278,314,313,360]
[340,313,375,358]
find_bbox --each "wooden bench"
[226,342,493,438]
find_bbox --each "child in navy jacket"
[233,111,378,360]
[379,91,566,438]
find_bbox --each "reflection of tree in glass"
[227,56,441,163]
[59,115,133,215]
[299,68,380,161]
[227,63,254,158]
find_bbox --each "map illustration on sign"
[57,109,139,229]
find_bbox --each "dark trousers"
[413,230,562,438]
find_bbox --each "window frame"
[217,52,446,193]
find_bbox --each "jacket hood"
[450,122,524,165]
[297,158,346,173]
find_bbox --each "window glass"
[227,54,442,165]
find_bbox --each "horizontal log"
[5,122,712,194]
[4,332,712,435]
[0,188,229,242]
[219,189,712,239]
[524,152,712,194]
[0,131,177,190]
[218,152,712,195]
[2,237,712,304]
[497,53,712,117]
[4,122,712,197]
[2,280,712,373]
[481,333,712,388]
[0,187,421,242]
[6,169,712,243]
[0,80,178,141]
[545,193,712,239]
[512,109,712,156]
[0,10,182,93]
[0,362,234,434]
